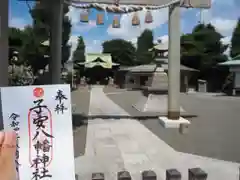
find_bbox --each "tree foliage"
[9,28,24,48]
[230,18,240,58]
[29,1,72,71]
[136,29,154,64]
[102,39,137,66]
[7,1,72,79]
[72,36,86,64]
[9,27,24,64]
[72,36,86,78]
[181,23,229,91]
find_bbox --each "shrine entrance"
[0,0,211,121]
[78,53,119,85]
[85,66,111,85]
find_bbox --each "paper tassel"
[80,10,89,23]
[145,10,153,23]
[97,14,104,25]
[132,12,140,26]
[112,16,120,28]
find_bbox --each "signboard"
[76,0,211,8]
[0,85,75,180]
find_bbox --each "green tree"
[102,39,137,66]
[137,29,154,64]
[181,23,229,91]
[72,36,86,65]
[72,36,85,78]
[20,25,49,74]
[62,6,72,65]
[230,18,240,58]
[29,1,72,71]
[9,27,24,65]
[9,27,24,48]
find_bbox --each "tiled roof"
[120,62,198,72]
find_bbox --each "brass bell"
[97,14,104,25]
[132,12,140,26]
[145,10,153,23]
[112,15,120,28]
[80,10,89,23]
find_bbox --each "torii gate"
[0,0,210,120]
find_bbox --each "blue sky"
[9,0,240,59]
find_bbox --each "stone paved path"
[75,86,239,180]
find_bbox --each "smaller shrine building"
[116,42,198,92]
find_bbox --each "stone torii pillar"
[49,0,63,84]
[0,0,9,87]
[168,3,181,120]
[0,0,9,130]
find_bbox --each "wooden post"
[142,170,157,180]
[166,169,181,180]
[188,168,207,180]
[92,173,104,180]
[118,171,131,180]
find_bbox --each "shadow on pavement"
[72,113,197,125]
[72,113,88,158]
[71,113,196,158]
[72,113,88,128]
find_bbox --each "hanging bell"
[112,15,120,28]
[97,14,104,25]
[145,10,153,24]
[80,10,89,23]
[132,12,140,26]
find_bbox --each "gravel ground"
[71,88,90,157]
[106,88,240,163]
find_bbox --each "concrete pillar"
[0,0,9,87]
[168,3,181,120]
[49,0,63,84]
[0,0,9,130]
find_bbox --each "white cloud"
[68,35,79,61]
[211,18,237,35]
[221,36,232,56]
[157,35,168,43]
[130,38,137,44]
[67,7,99,60]
[74,20,97,32]
[67,7,82,25]
[221,36,231,45]
[68,35,102,60]
[107,7,168,40]
[196,0,235,24]
[85,39,102,53]
[9,17,30,30]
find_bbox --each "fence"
[75,168,208,180]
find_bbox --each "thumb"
[2,131,16,161]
